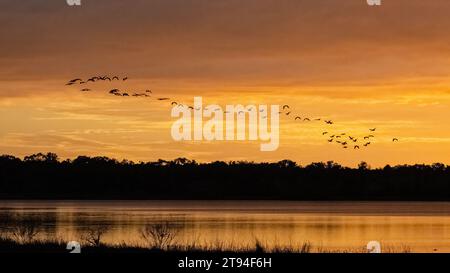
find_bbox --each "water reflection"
[1,201,450,252]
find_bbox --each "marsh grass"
[0,235,412,253]
[0,218,412,253]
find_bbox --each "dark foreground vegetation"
[0,219,409,253]
[1,153,450,200]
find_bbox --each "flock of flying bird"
[66,76,400,150]
[279,104,400,150]
[66,76,169,100]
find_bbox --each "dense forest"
[0,153,450,200]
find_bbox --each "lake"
[1,201,450,253]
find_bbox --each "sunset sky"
[1,0,450,167]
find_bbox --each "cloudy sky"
[1,0,449,166]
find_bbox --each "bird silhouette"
[328,139,333,143]
[324,120,333,125]
[304,118,310,121]
[112,76,119,81]
[322,132,328,135]
[354,145,360,149]
[364,142,371,147]
[80,88,91,92]
[157,98,170,101]
[67,78,82,84]
[285,111,291,116]
[393,138,399,142]
[369,128,376,132]
[123,77,128,81]
[295,116,301,120]
[282,105,290,110]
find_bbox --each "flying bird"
[67,78,82,84]
[123,77,128,81]
[80,88,91,92]
[282,105,290,110]
[295,116,301,120]
[354,145,360,149]
[369,128,377,132]
[322,132,328,135]
[393,138,399,142]
[158,98,170,101]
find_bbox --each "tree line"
[1,153,449,200]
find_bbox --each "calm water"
[1,201,450,253]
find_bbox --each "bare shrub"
[82,225,109,247]
[10,220,40,243]
[140,222,180,250]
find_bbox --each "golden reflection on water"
[1,201,450,253]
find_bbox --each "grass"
[0,236,412,254]
[0,221,411,253]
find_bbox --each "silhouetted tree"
[0,153,449,201]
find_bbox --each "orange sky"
[1,0,450,167]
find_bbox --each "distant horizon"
[2,152,449,169]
